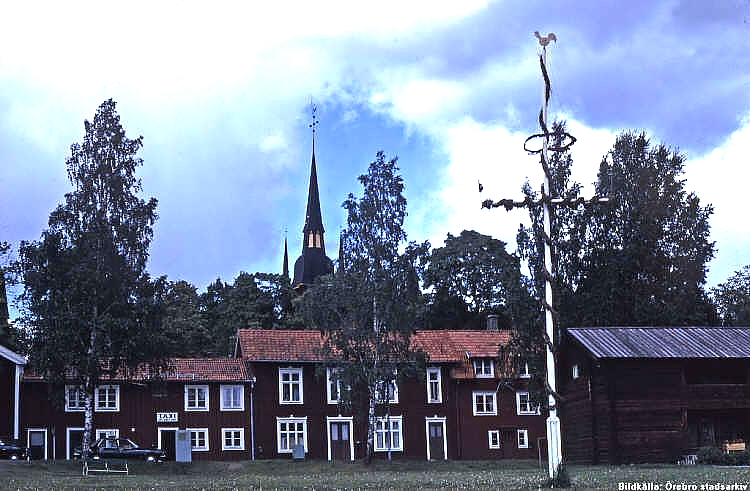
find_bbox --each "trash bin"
[292,443,305,460]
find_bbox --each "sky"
[1,0,749,314]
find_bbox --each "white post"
[14,364,23,440]
[541,44,563,478]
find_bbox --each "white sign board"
[156,412,178,423]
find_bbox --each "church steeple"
[292,104,334,290]
[282,235,289,280]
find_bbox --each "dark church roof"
[568,327,750,359]
[303,150,324,235]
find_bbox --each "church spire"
[282,234,289,280]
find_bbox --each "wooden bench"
[82,458,129,476]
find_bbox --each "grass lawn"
[2,459,750,490]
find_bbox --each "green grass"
[2,459,750,490]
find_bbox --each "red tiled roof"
[237,329,512,363]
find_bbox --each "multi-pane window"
[473,391,497,415]
[220,385,244,411]
[94,385,119,412]
[189,428,209,451]
[517,429,529,449]
[65,386,85,412]
[326,368,340,404]
[488,430,501,449]
[473,359,494,378]
[374,416,403,451]
[95,429,119,440]
[279,368,303,404]
[427,367,442,403]
[516,392,538,415]
[185,385,209,411]
[277,417,307,453]
[221,428,244,450]
[375,379,399,404]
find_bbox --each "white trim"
[520,362,531,378]
[326,368,340,405]
[278,368,304,405]
[426,367,442,404]
[424,416,447,461]
[326,416,354,461]
[27,428,48,460]
[65,385,85,412]
[94,384,120,412]
[276,417,308,453]
[376,379,399,404]
[472,391,497,416]
[184,385,210,412]
[473,359,495,378]
[572,364,580,379]
[516,392,539,415]
[0,344,26,365]
[517,428,529,449]
[488,429,501,449]
[95,428,119,440]
[188,427,210,451]
[157,426,179,451]
[374,415,403,452]
[66,427,84,460]
[14,364,22,439]
[220,385,244,411]
[221,428,245,451]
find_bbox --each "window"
[520,362,531,378]
[427,367,442,403]
[326,368,340,404]
[277,417,307,453]
[517,429,529,449]
[516,392,538,415]
[375,379,399,404]
[65,386,85,412]
[185,385,209,411]
[279,368,303,404]
[473,359,494,378]
[488,430,501,449]
[473,391,497,416]
[94,385,120,412]
[220,385,244,411]
[374,416,403,451]
[188,428,209,451]
[572,364,580,379]
[221,428,245,450]
[95,429,119,440]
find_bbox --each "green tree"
[0,241,25,351]
[161,280,210,356]
[17,99,166,453]
[712,265,750,326]
[302,151,428,463]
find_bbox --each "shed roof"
[0,344,26,365]
[568,327,750,359]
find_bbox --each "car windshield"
[119,439,138,450]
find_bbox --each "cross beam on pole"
[481,32,609,479]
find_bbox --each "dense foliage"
[712,265,750,326]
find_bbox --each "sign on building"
[156,412,178,423]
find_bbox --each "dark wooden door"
[428,422,445,460]
[68,430,83,460]
[330,422,350,460]
[28,430,46,460]
[160,429,176,460]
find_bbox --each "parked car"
[0,438,28,460]
[74,437,166,462]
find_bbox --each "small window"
[188,428,209,451]
[427,367,442,403]
[220,385,244,411]
[520,362,531,378]
[94,385,120,412]
[473,391,497,416]
[376,379,399,404]
[279,368,303,404]
[326,368,340,405]
[374,416,403,452]
[572,364,580,380]
[473,359,495,378]
[65,386,85,412]
[185,385,209,411]
[516,392,538,415]
[95,429,119,440]
[277,417,307,453]
[488,430,501,449]
[221,428,245,450]
[517,429,529,449]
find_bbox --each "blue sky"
[1,1,749,313]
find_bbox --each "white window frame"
[488,430,501,449]
[424,416,447,460]
[326,368,341,405]
[517,428,529,449]
[220,385,244,411]
[65,385,85,412]
[374,416,403,452]
[516,391,539,415]
[188,428,209,451]
[572,364,580,379]
[276,417,308,453]
[94,385,120,412]
[27,428,48,460]
[95,429,119,441]
[426,367,442,403]
[221,428,245,451]
[184,385,209,412]
[473,359,495,378]
[375,378,399,404]
[472,391,497,416]
[326,416,355,461]
[520,362,531,378]
[279,368,304,405]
